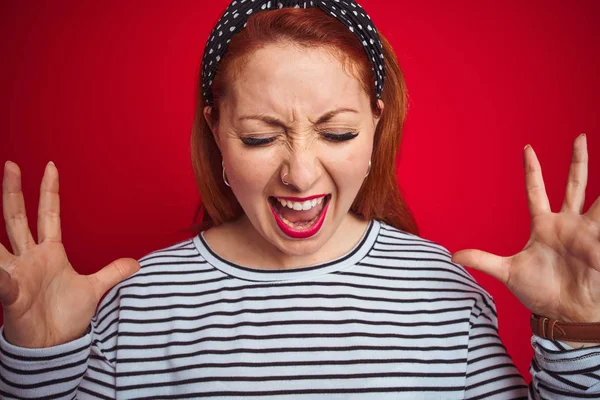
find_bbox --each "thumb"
[451,249,509,285]
[0,267,18,306]
[90,258,140,301]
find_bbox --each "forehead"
[224,44,369,119]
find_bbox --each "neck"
[211,212,369,270]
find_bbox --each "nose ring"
[282,173,290,186]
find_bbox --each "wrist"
[530,313,600,343]
[560,340,600,349]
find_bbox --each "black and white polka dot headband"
[201,0,385,106]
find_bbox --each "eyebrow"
[238,107,359,128]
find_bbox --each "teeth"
[276,196,327,211]
[281,213,320,229]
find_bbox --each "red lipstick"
[275,194,327,202]
[269,196,330,239]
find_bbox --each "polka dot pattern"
[201,0,385,106]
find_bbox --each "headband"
[201,0,385,106]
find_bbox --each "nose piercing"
[282,173,290,186]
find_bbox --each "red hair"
[190,7,418,235]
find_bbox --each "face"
[204,43,383,257]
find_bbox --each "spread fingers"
[2,162,35,256]
[561,134,588,214]
[37,162,62,243]
[523,145,551,218]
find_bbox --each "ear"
[203,106,221,149]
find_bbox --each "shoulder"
[376,221,453,257]
[90,237,210,352]
[370,221,493,302]
[124,236,209,287]
[137,237,203,269]
[94,236,208,312]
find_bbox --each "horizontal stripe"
[1,220,597,398]
[101,330,468,352]
[127,386,466,400]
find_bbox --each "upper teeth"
[277,196,324,211]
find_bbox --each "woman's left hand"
[452,134,600,329]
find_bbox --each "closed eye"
[240,137,277,146]
[240,132,359,147]
[322,132,359,142]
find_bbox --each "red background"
[1,0,599,382]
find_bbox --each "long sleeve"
[463,297,600,399]
[528,336,600,398]
[3,227,600,399]
[464,299,529,399]
[0,275,127,400]
[0,321,118,399]
[0,239,202,399]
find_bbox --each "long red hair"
[190,7,418,236]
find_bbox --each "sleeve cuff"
[0,324,92,367]
[532,334,600,373]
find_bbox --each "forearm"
[0,323,116,399]
[0,325,91,399]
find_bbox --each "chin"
[260,194,341,257]
[271,230,334,257]
[242,191,356,259]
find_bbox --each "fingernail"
[524,144,530,151]
[580,133,586,138]
[48,161,55,167]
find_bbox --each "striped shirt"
[1,220,599,399]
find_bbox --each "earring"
[282,173,290,186]
[222,160,231,187]
[365,160,372,178]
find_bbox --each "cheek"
[226,151,277,200]
[319,154,368,200]
[330,141,373,183]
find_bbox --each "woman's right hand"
[0,161,140,348]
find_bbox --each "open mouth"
[268,194,331,239]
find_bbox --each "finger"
[586,195,600,222]
[451,249,509,284]
[524,145,551,218]
[2,161,35,256]
[88,258,141,301]
[0,267,19,306]
[561,134,588,214]
[38,162,62,243]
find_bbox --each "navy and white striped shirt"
[1,220,599,399]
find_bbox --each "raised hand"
[452,134,600,327]
[0,161,140,348]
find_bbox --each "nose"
[282,149,322,193]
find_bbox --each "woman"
[1,1,599,399]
